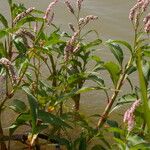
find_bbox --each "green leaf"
[0,42,6,57]
[16,16,44,28]
[0,13,8,28]
[108,127,124,136]
[104,62,120,87]
[9,99,27,113]
[117,93,137,105]
[92,145,106,150]
[79,137,87,150]
[7,0,12,6]
[90,55,102,63]
[9,113,31,134]
[106,40,124,65]
[76,87,97,94]
[143,50,150,57]
[106,120,120,138]
[87,73,105,86]
[48,135,71,149]
[67,73,83,84]
[111,93,137,113]
[13,37,28,53]
[34,22,45,44]
[142,61,150,84]
[113,138,126,149]
[130,143,150,150]
[15,113,31,124]
[126,63,137,75]
[23,87,38,134]
[18,58,29,74]
[127,135,146,147]
[27,94,38,134]
[38,110,72,129]
[108,40,132,53]
[46,30,62,45]
[85,39,102,49]
[0,29,8,39]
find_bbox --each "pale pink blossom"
[64,31,79,61]
[64,0,74,14]
[129,1,144,21]
[123,100,140,132]
[142,0,150,12]
[48,12,54,25]
[77,0,84,10]
[143,13,150,24]
[78,15,98,28]
[144,20,150,32]
[13,7,35,24]
[43,0,59,21]
[0,58,17,84]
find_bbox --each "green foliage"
[0,0,149,149]
[9,99,27,113]
[104,62,120,87]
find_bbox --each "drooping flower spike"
[43,0,59,21]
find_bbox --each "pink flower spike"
[43,0,59,21]
[142,0,150,12]
[77,0,84,10]
[64,0,74,14]
[123,100,140,132]
[144,20,150,33]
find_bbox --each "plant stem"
[49,55,57,87]
[96,59,132,128]
[136,48,150,131]
[96,73,126,128]
[0,113,7,150]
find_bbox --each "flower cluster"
[144,13,150,32]
[64,0,74,14]
[0,58,17,84]
[123,100,140,132]
[13,7,35,25]
[64,31,80,61]
[79,15,98,28]
[77,0,84,10]
[129,0,150,32]
[43,0,59,22]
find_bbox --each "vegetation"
[0,0,150,149]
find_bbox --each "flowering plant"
[0,0,149,149]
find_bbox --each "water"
[0,0,137,149]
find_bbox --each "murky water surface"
[0,0,137,149]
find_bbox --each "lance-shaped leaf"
[0,42,6,57]
[104,62,120,87]
[92,145,107,150]
[85,39,102,49]
[9,99,27,113]
[79,136,87,150]
[38,110,72,129]
[23,86,38,134]
[7,0,12,6]
[0,29,8,39]
[13,37,28,53]
[108,40,132,53]
[16,16,44,28]
[0,13,8,28]
[106,40,124,66]
[9,113,31,135]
